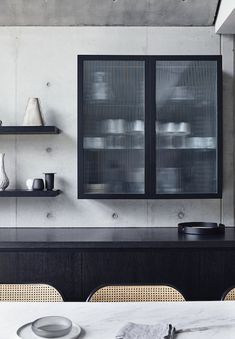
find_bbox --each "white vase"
[0,153,9,191]
[26,178,34,191]
[22,98,44,126]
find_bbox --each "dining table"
[2,300,235,338]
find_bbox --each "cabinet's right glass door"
[155,59,219,196]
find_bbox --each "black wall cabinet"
[78,55,222,199]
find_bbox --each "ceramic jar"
[33,178,44,191]
[44,173,55,191]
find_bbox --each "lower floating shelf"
[0,190,61,197]
[0,126,60,134]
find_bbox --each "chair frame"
[86,283,186,302]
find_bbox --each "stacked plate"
[17,316,81,339]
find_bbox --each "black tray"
[178,222,225,235]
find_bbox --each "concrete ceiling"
[0,0,220,26]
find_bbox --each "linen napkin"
[116,322,170,339]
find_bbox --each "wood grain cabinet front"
[0,247,234,301]
[0,251,82,301]
[82,249,201,301]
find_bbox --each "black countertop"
[0,227,234,249]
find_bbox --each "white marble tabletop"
[2,301,235,339]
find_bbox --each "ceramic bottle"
[0,153,9,191]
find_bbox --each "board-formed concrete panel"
[0,26,228,228]
[0,0,220,26]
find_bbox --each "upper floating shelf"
[0,126,60,135]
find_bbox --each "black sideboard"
[0,227,234,301]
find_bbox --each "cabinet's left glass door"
[79,58,146,197]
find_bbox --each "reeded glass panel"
[82,60,145,194]
[155,60,218,194]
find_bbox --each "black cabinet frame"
[78,55,222,199]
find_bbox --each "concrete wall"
[0,26,233,227]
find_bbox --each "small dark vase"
[44,173,55,191]
[33,178,44,191]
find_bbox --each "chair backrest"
[222,287,235,301]
[0,284,63,302]
[87,284,185,302]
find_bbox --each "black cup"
[44,173,55,191]
[33,178,44,191]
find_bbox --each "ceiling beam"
[215,0,235,33]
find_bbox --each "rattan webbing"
[0,284,63,302]
[223,288,235,301]
[89,285,185,302]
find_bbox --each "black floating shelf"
[0,190,61,197]
[0,126,60,134]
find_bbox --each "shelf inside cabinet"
[0,126,60,135]
[157,147,216,151]
[84,148,144,151]
[0,190,61,197]
[84,101,144,107]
